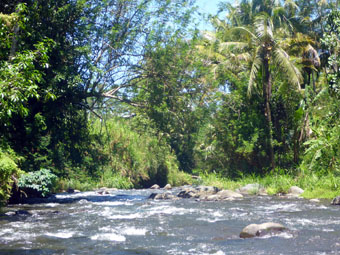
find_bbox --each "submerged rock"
[240,222,287,238]
[331,196,340,205]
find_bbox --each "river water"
[0,188,340,255]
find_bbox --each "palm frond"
[230,26,257,40]
[248,46,263,96]
[219,42,249,52]
[201,31,217,42]
[273,47,302,90]
[254,15,274,43]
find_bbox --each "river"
[0,188,340,255]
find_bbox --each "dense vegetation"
[1,0,340,204]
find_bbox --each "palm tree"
[246,15,302,169]
[200,2,304,169]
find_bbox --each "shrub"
[0,150,22,205]
[18,168,57,197]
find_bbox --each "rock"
[74,190,81,193]
[217,189,243,198]
[67,188,75,193]
[163,184,172,190]
[177,186,219,199]
[238,184,262,195]
[195,186,219,194]
[106,188,118,191]
[4,211,16,216]
[240,222,287,238]
[331,196,340,205]
[288,186,304,195]
[177,187,197,198]
[202,190,243,201]
[310,199,320,203]
[15,210,31,216]
[98,190,110,195]
[149,192,178,200]
[150,184,160,189]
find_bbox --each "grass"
[197,171,340,199]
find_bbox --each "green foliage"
[99,170,134,190]
[18,169,57,197]
[90,117,187,188]
[0,149,22,205]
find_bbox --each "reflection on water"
[1,189,340,255]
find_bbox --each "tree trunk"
[9,3,21,61]
[263,57,275,169]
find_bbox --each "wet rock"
[288,186,304,196]
[4,211,16,216]
[238,184,264,195]
[331,196,340,205]
[67,188,75,193]
[177,186,219,199]
[15,210,31,216]
[201,190,243,201]
[177,187,197,198]
[310,199,320,203]
[149,192,178,200]
[97,190,110,195]
[240,222,287,238]
[195,186,219,194]
[217,190,243,198]
[150,184,160,189]
[163,184,172,190]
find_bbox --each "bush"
[0,150,22,205]
[18,168,57,197]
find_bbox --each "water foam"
[90,233,126,242]
[120,227,147,236]
[45,231,75,239]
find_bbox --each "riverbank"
[55,171,340,200]
[197,172,340,200]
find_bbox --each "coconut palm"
[243,14,302,168]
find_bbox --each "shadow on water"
[0,249,64,255]
[9,193,147,205]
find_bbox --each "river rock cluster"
[148,183,309,202]
[149,185,245,201]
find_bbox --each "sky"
[195,0,227,30]
[196,0,221,15]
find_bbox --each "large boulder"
[240,222,287,238]
[288,186,304,196]
[331,196,340,205]
[202,190,243,201]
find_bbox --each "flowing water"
[1,188,340,255]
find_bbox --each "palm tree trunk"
[263,57,275,169]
